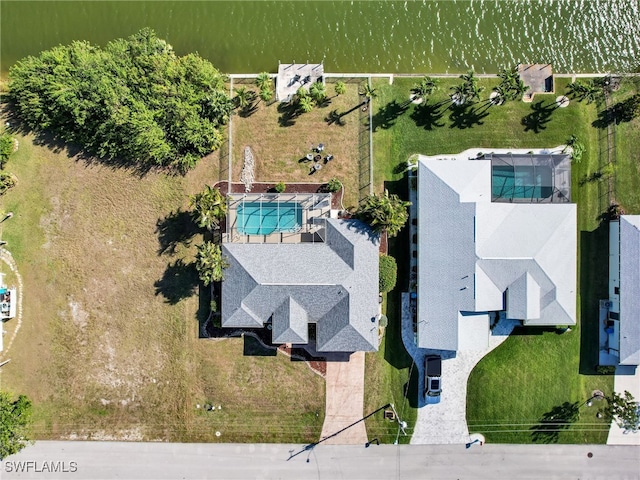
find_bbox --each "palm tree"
[450,83,467,106]
[359,82,378,105]
[195,241,229,285]
[259,87,274,103]
[255,72,271,91]
[460,69,483,103]
[299,95,314,113]
[309,81,327,104]
[355,190,411,238]
[334,81,346,97]
[190,185,227,231]
[234,86,250,110]
[490,84,508,106]
[411,76,439,103]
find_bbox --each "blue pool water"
[237,202,302,235]
[492,166,553,200]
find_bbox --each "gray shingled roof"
[619,215,640,366]
[417,154,577,351]
[222,219,380,352]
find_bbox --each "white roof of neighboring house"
[417,153,577,351]
[619,215,640,366]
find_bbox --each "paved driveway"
[400,296,517,444]
[320,352,367,445]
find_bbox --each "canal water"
[1,0,639,75]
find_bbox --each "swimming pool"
[237,202,302,235]
[491,165,553,200]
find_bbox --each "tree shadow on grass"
[156,209,200,256]
[154,258,199,305]
[449,103,489,129]
[277,102,300,127]
[530,401,580,443]
[521,101,557,133]
[371,100,409,132]
[410,101,445,130]
[325,109,347,126]
[592,94,640,128]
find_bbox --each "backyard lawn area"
[230,79,365,208]
[0,123,324,443]
[368,75,632,444]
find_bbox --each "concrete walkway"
[320,352,367,445]
[607,365,640,445]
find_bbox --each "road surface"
[1,441,639,480]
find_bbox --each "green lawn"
[0,122,325,443]
[369,75,625,444]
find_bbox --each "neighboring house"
[602,215,640,366]
[416,149,576,352]
[221,194,380,352]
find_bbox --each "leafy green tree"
[356,190,411,237]
[190,185,227,231]
[0,392,32,460]
[334,81,347,97]
[601,391,640,432]
[379,254,398,293]
[195,242,229,285]
[8,28,231,171]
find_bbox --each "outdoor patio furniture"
[314,154,322,162]
[313,163,322,171]
[317,143,324,152]
[306,153,314,161]
[325,154,334,162]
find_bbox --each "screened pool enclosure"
[486,152,571,203]
[224,193,332,243]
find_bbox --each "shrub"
[379,254,397,293]
[378,315,388,328]
[275,182,286,193]
[210,300,218,313]
[0,172,16,195]
[326,178,341,193]
[596,365,616,375]
[0,133,13,167]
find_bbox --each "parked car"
[425,355,442,397]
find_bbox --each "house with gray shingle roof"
[605,215,640,366]
[222,218,380,352]
[416,149,577,352]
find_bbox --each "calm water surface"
[1,1,639,75]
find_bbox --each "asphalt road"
[2,442,639,480]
